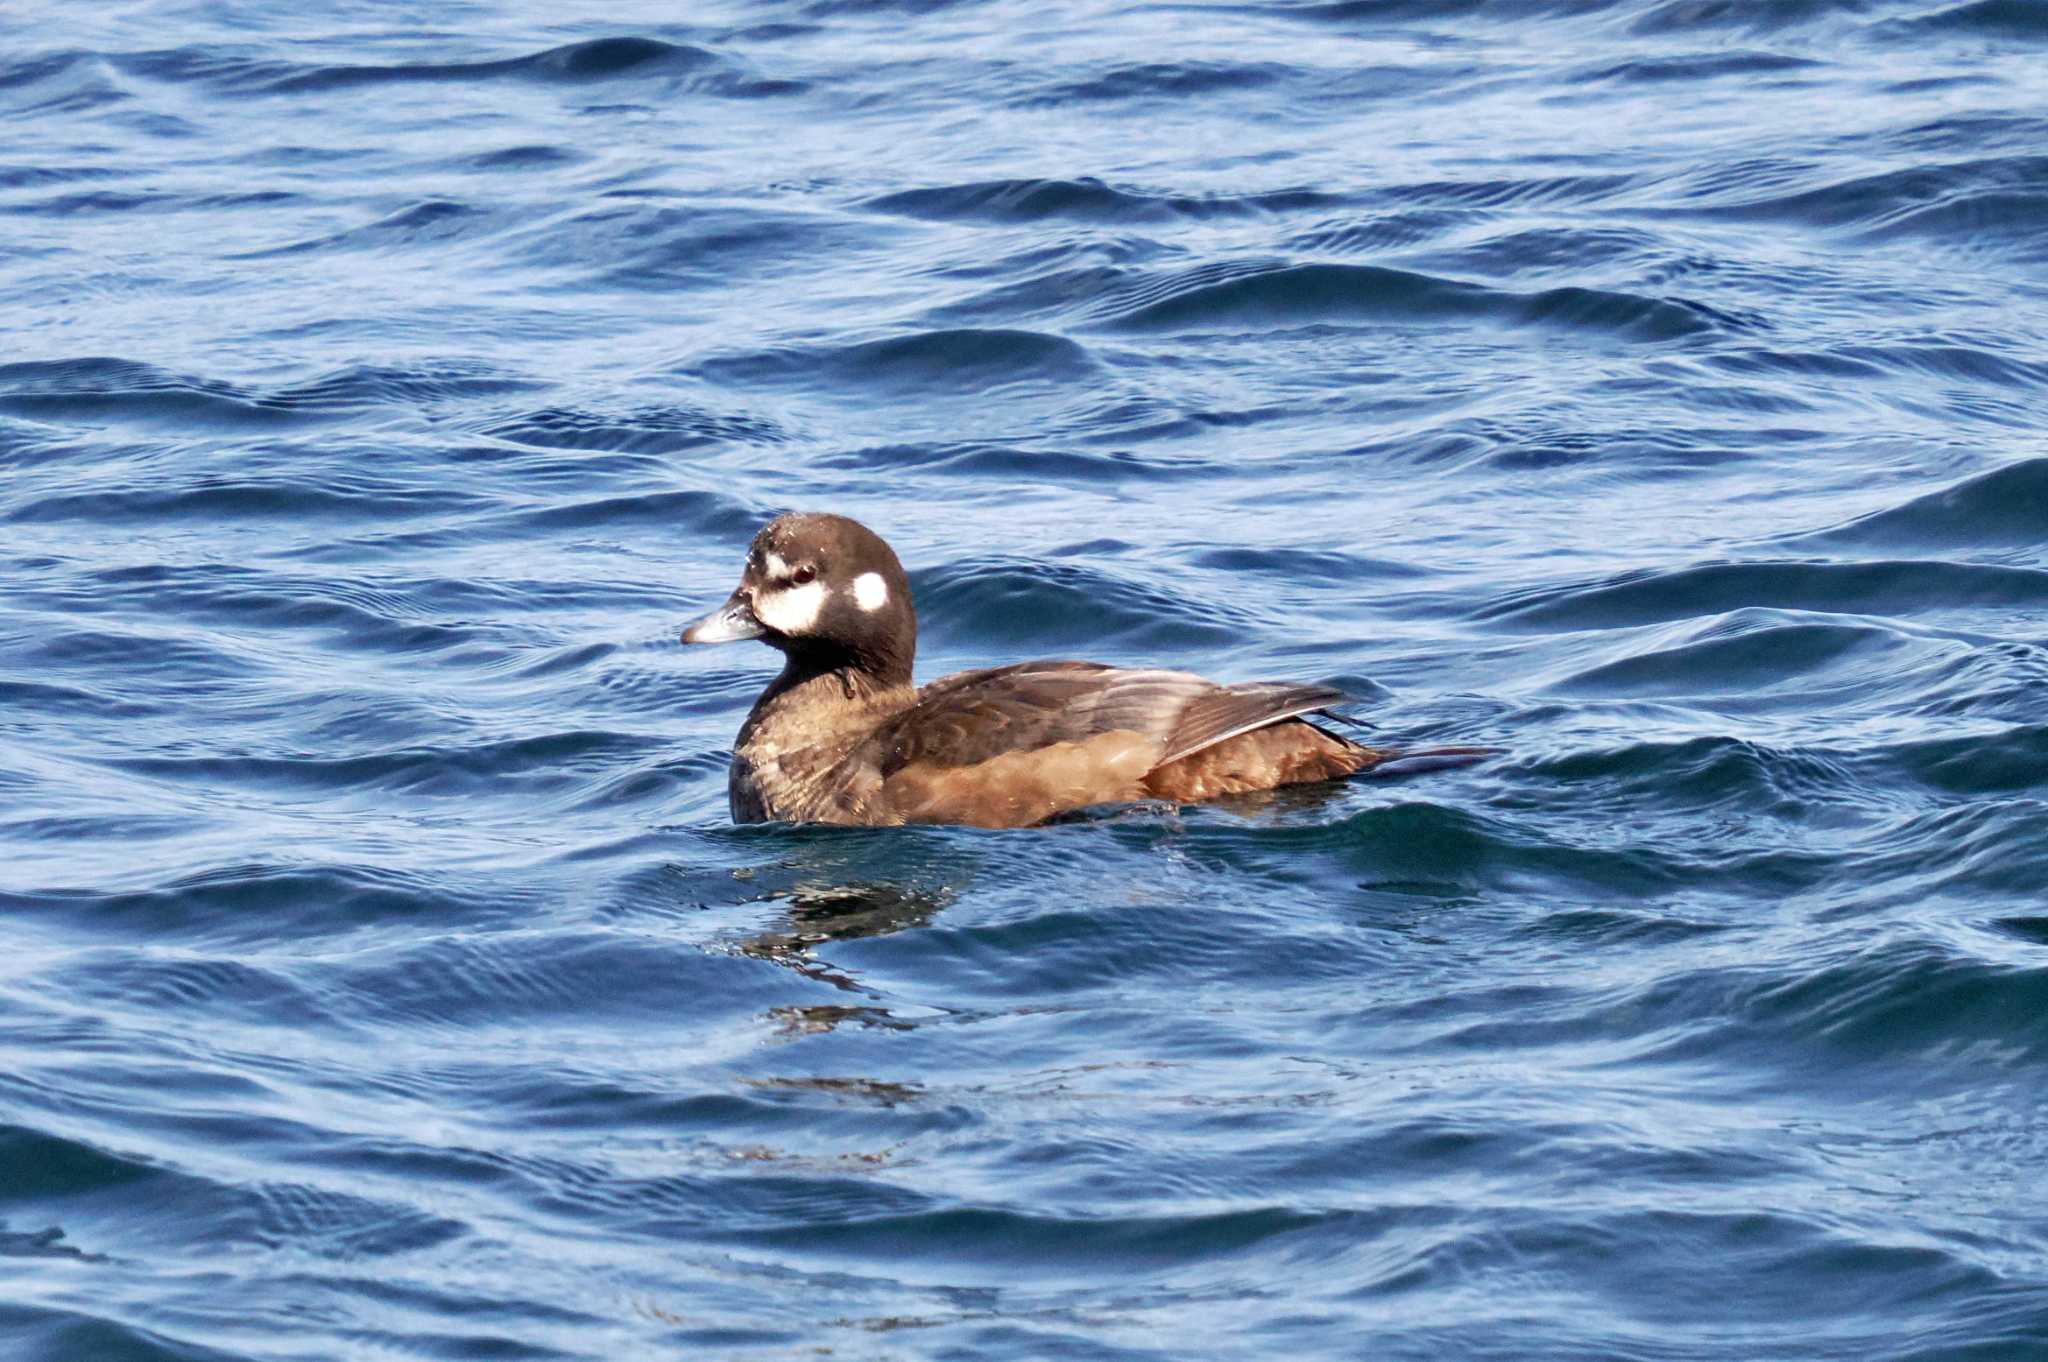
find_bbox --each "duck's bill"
[682,592,766,644]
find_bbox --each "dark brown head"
[682,512,916,686]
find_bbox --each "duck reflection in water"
[719,832,957,1034]
[735,878,948,979]
[745,881,947,1037]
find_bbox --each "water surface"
[4,1,2048,1358]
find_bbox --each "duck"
[682,512,1485,828]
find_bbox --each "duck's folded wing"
[873,661,1352,777]
[860,662,1362,826]
[1155,680,1352,766]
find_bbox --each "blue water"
[5,1,2048,1357]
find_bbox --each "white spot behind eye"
[853,572,888,612]
[764,552,790,579]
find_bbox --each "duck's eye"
[791,564,817,585]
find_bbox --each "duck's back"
[850,661,1386,827]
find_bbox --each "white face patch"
[763,551,790,579]
[753,579,826,636]
[852,572,888,612]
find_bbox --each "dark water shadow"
[735,878,952,988]
[741,881,951,1038]
[705,828,968,1034]
[0,1222,106,1263]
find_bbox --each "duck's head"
[682,512,916,684]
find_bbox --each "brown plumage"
[682,513,1480,828]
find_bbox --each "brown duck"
[683,513,1484,828]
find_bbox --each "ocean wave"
[1574,50,1821,84]
[866,176,1345,224]
[1267,0,1623,24]
[0,49,132,118]
[481,404,785,455]
[1791,457,2048,552]
[228,200,503,259]
[310,929,773,1030]
[4,861,531,941]
[111,729,662,799]
[1627,0,1871,36]
[914,555,1256,652]
[1284,208,1492,256]
[498,486,740,533]
[1725,930,2048,1066]
[456,142,585,171]
[692,328,1097,394]
[1886,723,2048,797]
[1507,736,1884,881]
[0,358,303,427]
[721,1201,1342,1271]
[1665,153,2048,253]
[115,36,795,99]
[265,362,545,410]
[1140,798,1686,905]
[568,201,890,292]
[815,440,1178,482]
[1366,171,1638,210]
[1093,261,1733,340]
[1552,612,1940,699]
[1018,60,1290,105]
[10,475,486,527]
[1395,223,1670,277]
[0,358,541,428]
[0,162,126,191]
[1481,559,2048,630]
[1191,545,1429,584]
[1892,0,2048,38]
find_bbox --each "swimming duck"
[683,512,1476,827]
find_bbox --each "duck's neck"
[739,655,915,756]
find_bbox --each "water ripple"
[5,0,2048,1357]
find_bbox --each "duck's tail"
[1361,744,1503,778]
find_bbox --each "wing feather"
[1157,682,1354,767]
[872,662,1357,778]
